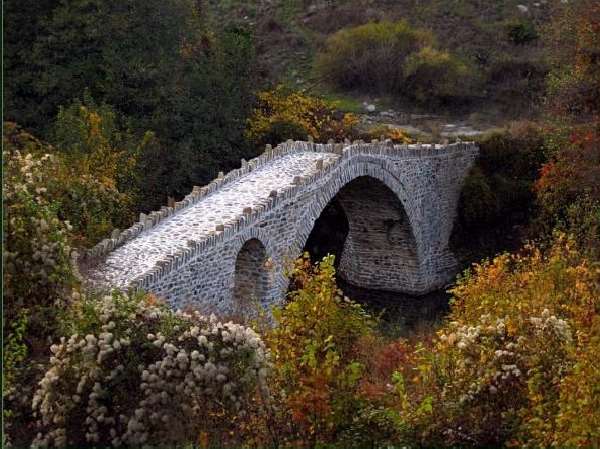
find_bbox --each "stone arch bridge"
[83,140,478,313]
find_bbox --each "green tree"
[142,26,257,206]
[5,0,258,209]
[49,93,147,244]
[3,0,56,129]
[534,0,600,258]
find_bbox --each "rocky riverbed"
[357,100,502,140]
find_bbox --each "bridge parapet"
[83,140,475,261]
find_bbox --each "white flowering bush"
[429,310,573,446]
[390,238,599,448]
[391,310,575,448]
[32,291,270,448]
[3,123,77,446]
[3,125,74,328]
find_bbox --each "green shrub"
[506,20,539,45]
[545,0,600,120]
[261,120,308,145]
[246,87,360,146]
[457,166,498,228]
[563,196,600,261]
[403,47,471,105]
[487,56,548,110]
[358,124,413,144]
[32,291,269,448]
[552,320,600,448]
[2,125,75,343]
[49,94,147,244]
[478,122,547,180]
[455,122,547,242]
[315,20,434,93]
[3,124,77,446]
[6,108,143,248]
[534,125,600,260]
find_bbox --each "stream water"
[338,278,451,337]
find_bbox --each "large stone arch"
[295,160,424,257]
[336,176,420,290]
[291,159,426,293]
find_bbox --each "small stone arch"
[233,238,272,311]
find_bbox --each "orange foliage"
[535,126,600,219]
[356,337,413,402]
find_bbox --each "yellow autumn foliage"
[49,94,160,245]
[394,234,600,448]
[246,86,359,146]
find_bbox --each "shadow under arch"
[300,172,422,293]
[233,238,272,311]
[303,197,349,268]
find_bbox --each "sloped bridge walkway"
[83,140,478,313]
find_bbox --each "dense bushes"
[246,87,360,146]
[3,139,75,385]
[6,238,599,448]
[315,20,473,105]
[456,166,498,228]
[486,56,548,112]
[430,236,599,447]
[4,0,258,209]
[506,20,539,46]
[315,21,433,94]
[403,46,471,104]
[32,291,269,448]
[454,122,547,249]
[535,0,600,258]
[3,127,78,446]
[3,118,159,445]
[3,128,75,326]
[463,0,600,261]
[534,126,600,259]
[545,0,600,121]
[345,236,599,448]
[3,119,150,445]
[261,242,598,448]
[48,95,145,245]
[5,108,142,249]
[358,124,412,144]
[246,87,415,148]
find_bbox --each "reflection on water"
[337,278,452,337]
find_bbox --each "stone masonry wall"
[83,140,478,314]
[336,176,421,293]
